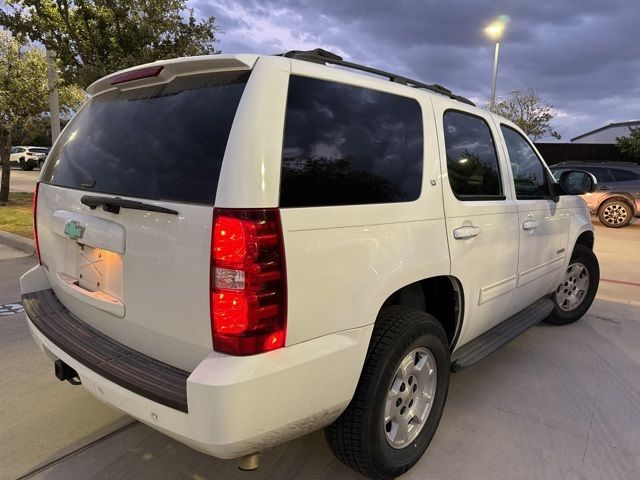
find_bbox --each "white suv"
[10,146,48,170]
[21,49,600,479]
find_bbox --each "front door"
[498,123,570,312]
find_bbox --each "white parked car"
[10,146,48,170]
[21,50,599,479]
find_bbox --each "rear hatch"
[37,59,253,370]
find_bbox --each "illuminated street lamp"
[485,17,508,108]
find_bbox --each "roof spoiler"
[86,55,258,96]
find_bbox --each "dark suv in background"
[550,161,640,228]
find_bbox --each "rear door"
[434,101,519,345]
[609,167,640,212]
[498,123,570,312]
[37,63,253,371]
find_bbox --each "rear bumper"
[21,265,372,459]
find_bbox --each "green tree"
[490,87,561,141]
[616,127,640,159]
[0,31,85,203]
[0,0,221,88]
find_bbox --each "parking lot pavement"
[592,221,640,306]
[0,243,30,261]
[1,224,639,480]
[0,256,132,480]
[8,168,40,193]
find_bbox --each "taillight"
[211,208,286,355]
[33,182,41,264]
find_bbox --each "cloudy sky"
[194,0,639,142]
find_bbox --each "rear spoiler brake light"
[110,66,164,85]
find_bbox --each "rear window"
[610,168,640,182]
[280,76,423,208]
[42,71,249,204]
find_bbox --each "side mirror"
[558,170,597,195]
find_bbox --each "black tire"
[19,157,28,170]
[597,199,633,228]
[544,245,599,326]
[325,306,450,479]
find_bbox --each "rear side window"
[443,111,503,199]
[280,76,423,208]
[579,167,614,183]
[610,168,640,182]
[42,71,249,204]
[501,125,549,199]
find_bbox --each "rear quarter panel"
[216,58,451,346]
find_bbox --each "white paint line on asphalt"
[0,302,24,316]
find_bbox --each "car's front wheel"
[545,245,599,325]
[598,199,632,228]
[325,306,449,479]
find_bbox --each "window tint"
[10,147,18,154]
[578,167,613,183]
[611,168,640,182]
[280,76,423,208]
[443,111,502,199]
[42,71,249,204]
[501,126,549,199]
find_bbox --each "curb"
[0,230,35,255]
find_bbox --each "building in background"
[571,120,640,144]
[535,120,640,165]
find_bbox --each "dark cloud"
[197,0,640,141]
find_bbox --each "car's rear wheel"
[325,306,449,479]
[598,199,632,228]
[545,245,599,325]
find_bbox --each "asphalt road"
[7,168,41,193]
[1,224,639,480]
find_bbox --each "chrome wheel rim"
[602,204,628,225]
[556,262,590,312]
[384,347,437,449]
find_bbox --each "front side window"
[280,76,423,208]
[501,125,549,199]
[443,111,502,199]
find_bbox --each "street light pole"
[490,41,501,108]
[484,17,508,111]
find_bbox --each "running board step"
[451,298,554,370]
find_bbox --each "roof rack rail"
[554,160,640,167]
[277,48,475,107]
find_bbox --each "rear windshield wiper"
[81,195,179,215]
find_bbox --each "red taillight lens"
[211,208,286,355]
[33,182,41,264]
[109,66,164,85]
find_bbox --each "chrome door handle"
[522,220,538,230]
[453,226,481,239]
[599,186,611,191]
